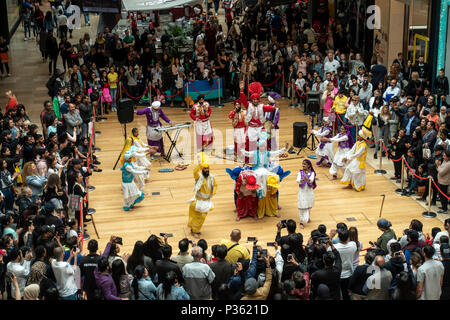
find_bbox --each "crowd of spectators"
[1,0,450,301]
[2,216,449,300]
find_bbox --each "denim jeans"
[110,88,118,108]
[24,23,31,38]
[61,293,78,300]
[0,187,14,211]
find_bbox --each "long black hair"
[111,259,127,293]
[131,265,146,300]
[143,235,163,263]
[127,241,145,274]
[162,270,177,299]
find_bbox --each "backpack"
[46,75,58,97]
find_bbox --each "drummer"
[136,101,172,157]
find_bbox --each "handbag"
[422,147,431,159]
[69,194,81,211]
[417,185,426,197]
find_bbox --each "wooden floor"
[88,102,443,256]
[0,2,443,257]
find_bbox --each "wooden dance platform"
[87,100,442,256]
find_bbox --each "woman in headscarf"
[23,284,40,300]
[296,159,317,229]
[328,125,354,179]
[27,260,57,300]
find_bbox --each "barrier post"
[97,92,107,122]
[119,81,123,100]
[395,155,407,194]
[215,78,223,107]
[93,103,101,152]
[422,176,437,218]
[374,139,387,174]
[79,198,83,247]
[289,81,295,108]
[281,74,285,97]
[185,81,191,112]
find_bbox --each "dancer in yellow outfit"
[188,153,218,238]
[257,174,280,219]
[340,127,370,191]
[119,128,158,165]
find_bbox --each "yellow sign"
[413,34,429,65]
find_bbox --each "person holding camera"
[6,247,32,299]
[51,244,79,300]
[310,239,342,300]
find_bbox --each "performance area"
[89,100,441,257]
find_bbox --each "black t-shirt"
[79,254,101,292]
[371,64,387,87]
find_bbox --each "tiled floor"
[0,2,99,124]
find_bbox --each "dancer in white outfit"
[340,128,370,192]
[329,125,354,179]
[311,117,334,167]
[296,159,317,228]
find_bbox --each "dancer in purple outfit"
[328,125,354,179]
[135,101,172,156]
[311,117,334,167]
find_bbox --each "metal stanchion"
[215,78,224,107]
[281,74,285,97]
[119,81,123,100]
[395,155,407,194]
[422,176,437,218]
[184,82,191,113]
[289,81,295,108]
[374,139,387,174]
[97,92,107,122]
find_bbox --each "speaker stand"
[113,123,127,170]
[297,113,319,155]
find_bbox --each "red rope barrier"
[403,157,429,180]
[432,179,450,200]
[152,84,187,99]
[79,198,83,252]
[120,84,149,100]
[260,74,282,87]
[189,79,219,96]
[380,141,403,162]
[282,74,290,89]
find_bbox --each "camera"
[236,106,241,113]
[394,251,402,257]
[247,237,256,242]
[114,237,123,245]
[266,242,276,247]
[280,220,287,228]
[159,233,173,238]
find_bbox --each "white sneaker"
[24,37,27,41]
[7,74,11,77]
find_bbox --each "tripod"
[297,112,319,155]
[113,123,127,170]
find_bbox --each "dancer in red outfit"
[228,99,247,162]
[239,82,275,164]
[235,171,260,221]
[190,94,214,152]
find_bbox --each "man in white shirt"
[434,218,450,244]
[6,248,32,299]
[382,79,400,103]
[51,246,79,300]
[416,245,445,300]
[323,51,340,75]
[333,228,357,300]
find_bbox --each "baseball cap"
[435,145,445,151]
[244,278,258,295]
